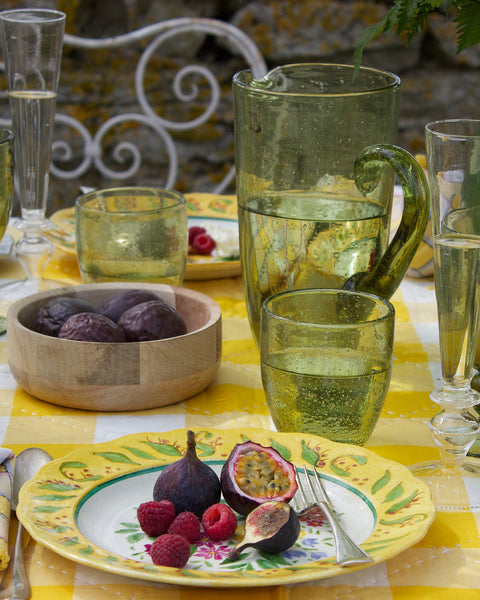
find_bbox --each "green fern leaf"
[353,23,381,68]
[455,1,480,51]
[401,0,444,38]
[353,0,480,70]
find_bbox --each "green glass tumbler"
[76,187,188,285]
[261,289,395,445]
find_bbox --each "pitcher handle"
[344,143,430,299]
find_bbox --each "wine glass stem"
[15,224,54,280]
[429,403,480,469]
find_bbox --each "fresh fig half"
[228,500,300,561]
[220,441,298,516]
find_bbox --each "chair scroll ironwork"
[0,17,267,201]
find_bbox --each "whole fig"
[99,289,162,323]
[220,441,298,516]
[118,300,187,342]
[34,297,98,337]
[153,430,221,518]
[228,501,300,561]
[58,313,127,342]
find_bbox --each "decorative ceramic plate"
[17,428,435,588]
[186,215,240,280]
[46,193,241,280]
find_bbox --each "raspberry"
[202,503,238,541]
[188,226,206,246]
[168,511,201,542]
[192,232,216,255]
[150,534,191,568]
[137,500,176,537]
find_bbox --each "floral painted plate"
[46,193,241,280]
[17,428,435,588]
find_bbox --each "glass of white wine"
[0,9,65,312]
[410,119,480,510]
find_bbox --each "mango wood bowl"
[7,283,222,411]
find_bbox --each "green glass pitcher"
[233,63,430,345]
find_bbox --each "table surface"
[0,238,478,600]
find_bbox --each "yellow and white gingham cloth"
[0,238,478,600]
[0,448,14,572]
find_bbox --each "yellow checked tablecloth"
[0,243,478,600]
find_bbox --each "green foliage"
[455,0,480,50]
[353,0,480,69]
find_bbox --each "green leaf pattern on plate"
[385,483,404,503]
[121,446,158,460]
[142,441,182,457]
[32,505,63,513]
[385,490,419,514]
[371,470,391,494]
[60,461,103,482]
[92,452,140,465]
[269,439,291,461]
[195,443,215,457]
[300,440,319,465]
[39,482,81,492]
[34,494,76,502]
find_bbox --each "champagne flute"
[0,9,65,310]
[410,119,480,510]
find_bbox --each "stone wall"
[1,0,479,212]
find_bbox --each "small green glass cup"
[261,288,395,445]
[75,187,187,285]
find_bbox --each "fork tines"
[293,464,373,567]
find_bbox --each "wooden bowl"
[7,283,222,411]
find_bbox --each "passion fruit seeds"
[220,441,298,516]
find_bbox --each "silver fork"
[292,465,373,567]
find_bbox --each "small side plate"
[46,194,241,280]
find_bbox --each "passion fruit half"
[220,441,298,516]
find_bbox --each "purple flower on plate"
[283,546,329,562]
[195,541,231,560]
[283,548,308,560]
[301,536,322,548]
[311,551,329,560]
